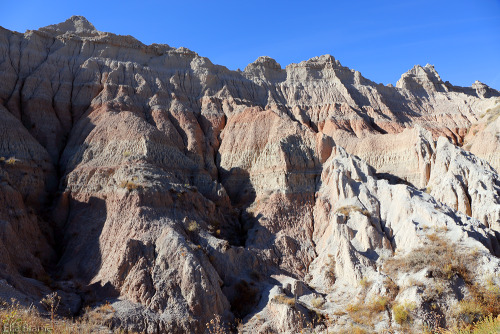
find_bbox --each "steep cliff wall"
[0,16,499,333]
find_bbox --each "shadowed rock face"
[0,16,500,333]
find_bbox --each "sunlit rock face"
[0,16,499,333]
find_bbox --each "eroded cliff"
[0,16,499,333]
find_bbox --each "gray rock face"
[40,16,99,36]
[0,16,499,333]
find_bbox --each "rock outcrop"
[0,16,499,333]
[465,99,500,172]
[427,137,500,232]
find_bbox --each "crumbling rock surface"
[427,137,500,232]
[0,16,499,333]
[464,99,500,172]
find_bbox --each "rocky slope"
[0,16,499,333]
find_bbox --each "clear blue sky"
[1,0,499,89]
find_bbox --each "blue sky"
[1,0,499,88]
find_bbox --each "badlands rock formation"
[0,16,499,333]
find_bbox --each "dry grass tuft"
[186,220,200,233]
[359,277,371,289]
[455,299,487,326]
[383,277,400,301]
[206,314,228,334]
[325,254,336,283]
[5,157,19,165]
[0,297,134,333]
[467,282,500,319]
[336,205,371,217]
[392,301,416,325]
[384,238,474,282]
[427,232,440,243]
[348,327,368,334]
[337,325,368,334]
[437,314,500,334]
[311,296,325,309]
[346,296,389,326]
[273,294,296,307]
[119,180,140,191]
[482,105,500,124]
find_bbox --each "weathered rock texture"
[464,99,500,172]
[0,16,499,333]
